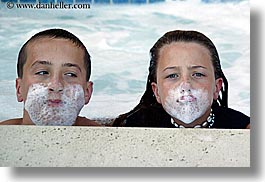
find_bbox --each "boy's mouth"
[47,99,62,107]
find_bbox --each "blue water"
[0,0,250,121]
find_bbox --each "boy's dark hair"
[17,28,91,81]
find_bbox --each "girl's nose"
[181,73,191,84]
[180,82,192,94]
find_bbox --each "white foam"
[164,84,211,124]
[25,83,85,126]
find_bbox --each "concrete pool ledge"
[0,126,250,167]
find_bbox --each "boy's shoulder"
[0,117,101,126]
[0,118,23,125]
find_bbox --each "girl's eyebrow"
[163,66,179,72]
[188,65,207,69]
[163,65,207,72]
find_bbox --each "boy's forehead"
[25,37,84,58]
[26,37,77,49]
[24,37,86,67]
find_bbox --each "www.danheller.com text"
[10,2,91,10]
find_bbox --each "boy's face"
[16,37,93,125]
[151,42,222,125]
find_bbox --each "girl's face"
[151,42,222,126]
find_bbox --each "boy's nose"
[48,77,63,92]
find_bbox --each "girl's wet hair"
[17,28,91,81]
[113,30,228,126]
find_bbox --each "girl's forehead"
[157,42,212,67]
[159,42,210,55]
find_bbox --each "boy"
[1,28,99,126]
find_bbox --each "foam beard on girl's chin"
[24,83,85,126]
[164,86,211,124]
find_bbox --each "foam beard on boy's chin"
[24,83,85,126]
[164,86,211,124]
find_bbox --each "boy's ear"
[84,81,93,105]
[16,78,24,102]
[151,82,162,104]
[213,78,223,100]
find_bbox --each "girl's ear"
[16,78,24,102]
[213,78,223,100]
[84,81,93,105]
[151,82,162,104]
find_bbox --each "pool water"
[0,0,250,121]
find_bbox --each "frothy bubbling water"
[25,83,85,126]
[164,85,211,124]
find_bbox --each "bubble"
[25,83,85,126]
[164,84,211,124]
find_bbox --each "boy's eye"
[65,73,77,77]
[35,71,48,75]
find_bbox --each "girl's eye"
[65,73,77,77]
[35,71,48,75]
[192,72,205,78]
[166,74,178,79]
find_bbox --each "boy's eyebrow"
[62,63,82,72]
[30,61,82,72]
[31,60,52,68]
